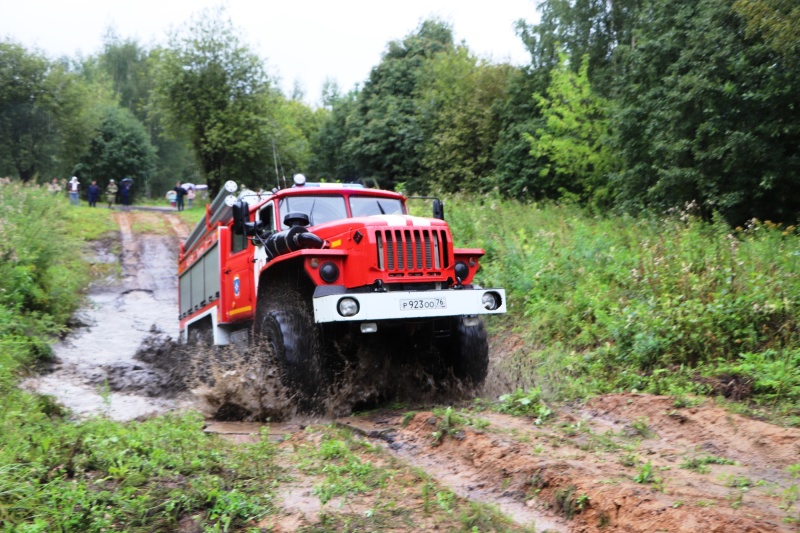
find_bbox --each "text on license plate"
[399,297,446,311]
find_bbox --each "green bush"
[447,193,800,408]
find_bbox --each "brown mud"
[21,211,800,531]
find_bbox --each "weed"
[728,489,746,510]
[553,485,590,519]
[680,455,735,474]
[497,388,553,422]
[471,417,491,430]
[430,407,467,446]
[721,474,752,488]
[671,389,703,408]
[633,462,657,484]
[436,490,456,512]
[458,501,516,531]
[781,485,799,511]
[444,196,800,412]
[681,460,711,475]
[629,417,656,439]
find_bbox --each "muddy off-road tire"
[438,317,489,386]
[253,286,327,409]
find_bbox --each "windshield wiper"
[308,199,316,225]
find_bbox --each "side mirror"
[432,199,445,220]
[232,200,249,235]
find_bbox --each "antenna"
[272,139,280,190]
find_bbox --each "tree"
[416,47,512,193]
[733,0,800,61]
[0,41,96,182]
[612,0,800,224]
[99,32,152,121]
[343,20,455,191]
[517,0,641,93]
[491,66,551,199]
[154,6,275,196]
[72,106,157,194]
[308,82,360,182]
[526,53,613,203]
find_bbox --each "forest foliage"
[1,0,798,222]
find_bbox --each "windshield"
[349,196,405,217]
[279,196,347,229]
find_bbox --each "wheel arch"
[257,257,316,306]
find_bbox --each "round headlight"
[454,261,469,281]
[481,291,501,310]
[337,297,359,317]
[320,262,340,283]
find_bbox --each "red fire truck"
[178,176,506,403]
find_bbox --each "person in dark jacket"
[174,181,187,211]
[120,182,132,206]
[87,180,101,207]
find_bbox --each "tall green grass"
[447,192,800,409]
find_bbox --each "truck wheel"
[188,318,214,346]
[253,288,325,409]
[439,317,489,386]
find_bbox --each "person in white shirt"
[68,177,80,206]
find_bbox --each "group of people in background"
[49,176,201,211]
[168,181,196,211]
[50,176,131,208]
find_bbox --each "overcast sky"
[0,0,537,105]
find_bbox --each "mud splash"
[135,333,485,422]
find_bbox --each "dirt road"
[23,211,800,531]
[22,210,193,419]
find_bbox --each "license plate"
[399,297,446,311]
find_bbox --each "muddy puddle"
[22,212,195,421]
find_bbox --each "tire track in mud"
[328,399,800,533]
[22,210,195,420]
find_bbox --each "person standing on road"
[106,179,118,209]
[186,186,195,209]
[87,180,100,207]
[174,181,187,211]
[120,181,132,207]
[68,177,80,206]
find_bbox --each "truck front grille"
[376,229,449,276]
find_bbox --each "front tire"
[253,285,325,409]
[438,317,489,386]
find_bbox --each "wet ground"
[20,211,800,531]
[21,211,194,420]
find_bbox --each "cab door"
[220,223,255,323]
